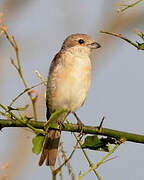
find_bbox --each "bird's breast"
[47,55,91,112]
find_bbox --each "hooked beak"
[87,42,101,49]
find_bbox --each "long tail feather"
[39,130,61,166]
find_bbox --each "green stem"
[73,133,102,180]
[54,141,78,176]
[120,0,143,12]
[0,119,144,144]
[57,153,63,180]
[9,82,43,107]
[53,174,56,180]
[0,104,45,134]
[3,30,38,121]
[51,167,57,180]
[77,142,121,179]
[100,30,140,49]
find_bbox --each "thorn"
[98,116,105,132]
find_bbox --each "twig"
[53,140,79,176]
[10,58,19,71]
[117,0,143,13]
[57,152,63,180]
[77,140,124,180]
[35,70,47,86]
[136,29,144,41]
[9,82,43,107]
[59,142,75,180]
[0,27,38,120]
[66,119,102,180]
[12,35,28,86]
[102,156,118,164]
[0,104,45,134]
[100,30,139,49]
[73,133,102,180]
[0,26,15,48]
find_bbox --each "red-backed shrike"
[39,34,101,166]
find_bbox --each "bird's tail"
[39,129,61,166]
[39,111,69,166]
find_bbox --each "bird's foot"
[73,112,85,136]
[56,119,65,129]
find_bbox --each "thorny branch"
[0,119,144,144]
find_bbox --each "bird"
[39,33,101,166]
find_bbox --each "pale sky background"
[0,0,144,180]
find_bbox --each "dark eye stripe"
[78,39,84,44]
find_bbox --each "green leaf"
[81,135,110,152]
[8,104,29,111]
[18,112,25,119]
[32,134,45,155]
[82,135,103,148]
[136,41,144,50]
[44,108,67,131]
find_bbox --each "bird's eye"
[78,39,84,44]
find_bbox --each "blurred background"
[0,0,144,179]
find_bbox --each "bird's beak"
[87,42,101,49]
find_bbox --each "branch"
[0,26,38,121]
[73,132,102,180]
[117,0,143,13]
[77,141,122,179]
[100,30,140,49]
[59,142,75,180]
[53,140,79,175]
[100,30,144,51]
[9,82,43,107]
[1,119,144,144]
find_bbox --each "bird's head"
[62,34,101,55]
